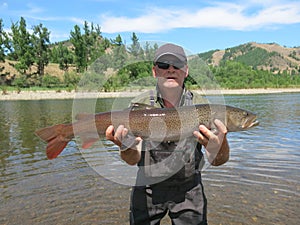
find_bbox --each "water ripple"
[1,94,300,224]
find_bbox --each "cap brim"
[154,52,186,63]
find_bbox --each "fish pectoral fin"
[81,137,99,149]
[128,103,158,111]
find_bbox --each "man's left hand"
[193,119,228,164]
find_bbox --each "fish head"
[226,106,259,132]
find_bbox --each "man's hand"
[105,125,142,165]
[193,119,230,166]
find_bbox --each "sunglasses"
[155,61,186,70]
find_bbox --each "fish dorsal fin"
[129,103,158,111]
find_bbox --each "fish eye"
[243,111,248,117]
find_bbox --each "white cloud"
[1,2,8,8]
[26,3,43,14]
[100,1,300,33]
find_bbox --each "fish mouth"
[249,120,259,128]
[242,116,259,129]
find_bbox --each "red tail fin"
[35,124,72,159]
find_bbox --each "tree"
[128,32,143,59]
[83,21,92,62]
[57,43,73,71]
[111,34,123,46]
[70,25,87,73]
[70,22,107,72]
[8,17,34,75]
[0,19,9,85]
[84,22,107,62]
[0,19,6,64]
[0,19,7,65]
[144,41,156,61]
[32,23,51,76]
[111,34,127,68]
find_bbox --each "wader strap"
[150,90,155,106]
[151,89,194,107]
[185,91,193,106]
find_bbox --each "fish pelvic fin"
[35,124,73,159]
[81,137,99,149]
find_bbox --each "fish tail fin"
[35,124,72,159]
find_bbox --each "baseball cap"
[154,43,187,63]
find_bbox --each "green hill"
[1,40,300,90]
[198,42,300,74]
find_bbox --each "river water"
[0,93,299,225]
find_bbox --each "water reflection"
[1,98,132,225]
[205,93,300,224]
[0,93,299,224]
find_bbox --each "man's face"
[152,55,188,90]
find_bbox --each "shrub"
[42,74,61,88]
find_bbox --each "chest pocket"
[142,137,202,179]
[138,89,204,179]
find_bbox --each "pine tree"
[0,19,6,67]
[9,17,34,75]
[70,25,87,73]
[0,19,9,85]
[128,32,142,59]
[57,43,73,71]
[32,23,51,76]
[111,34,123,46]
[111,34,127,69]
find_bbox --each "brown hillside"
[209,42,300,73]
[0,60,70,83]
[211,50,225,66]
[250,42,300,65]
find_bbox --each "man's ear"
[152,66,157,78]
[185,66,189,78]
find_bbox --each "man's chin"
[162,81,180,89]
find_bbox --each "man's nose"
[167,65,176,72]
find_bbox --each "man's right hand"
[105,125,142,165]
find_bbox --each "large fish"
[35,104,259,159]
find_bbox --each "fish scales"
[35,104,259,159]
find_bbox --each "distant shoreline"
[1,88,300,101]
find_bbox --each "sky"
[0,0,300,54]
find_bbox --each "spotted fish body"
[35,104,259,159]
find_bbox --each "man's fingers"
[105,125,142,151]
[214,119,228,134]
[197,125,214,142]
[105,125,115,141]
[193,128,208,146]
[113,125,124,146]
[122,127,129,138]
[106,125,126,147]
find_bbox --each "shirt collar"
[155,85,190,108]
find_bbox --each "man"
[106,43,230,225]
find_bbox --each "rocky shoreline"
[1,88,300,101]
